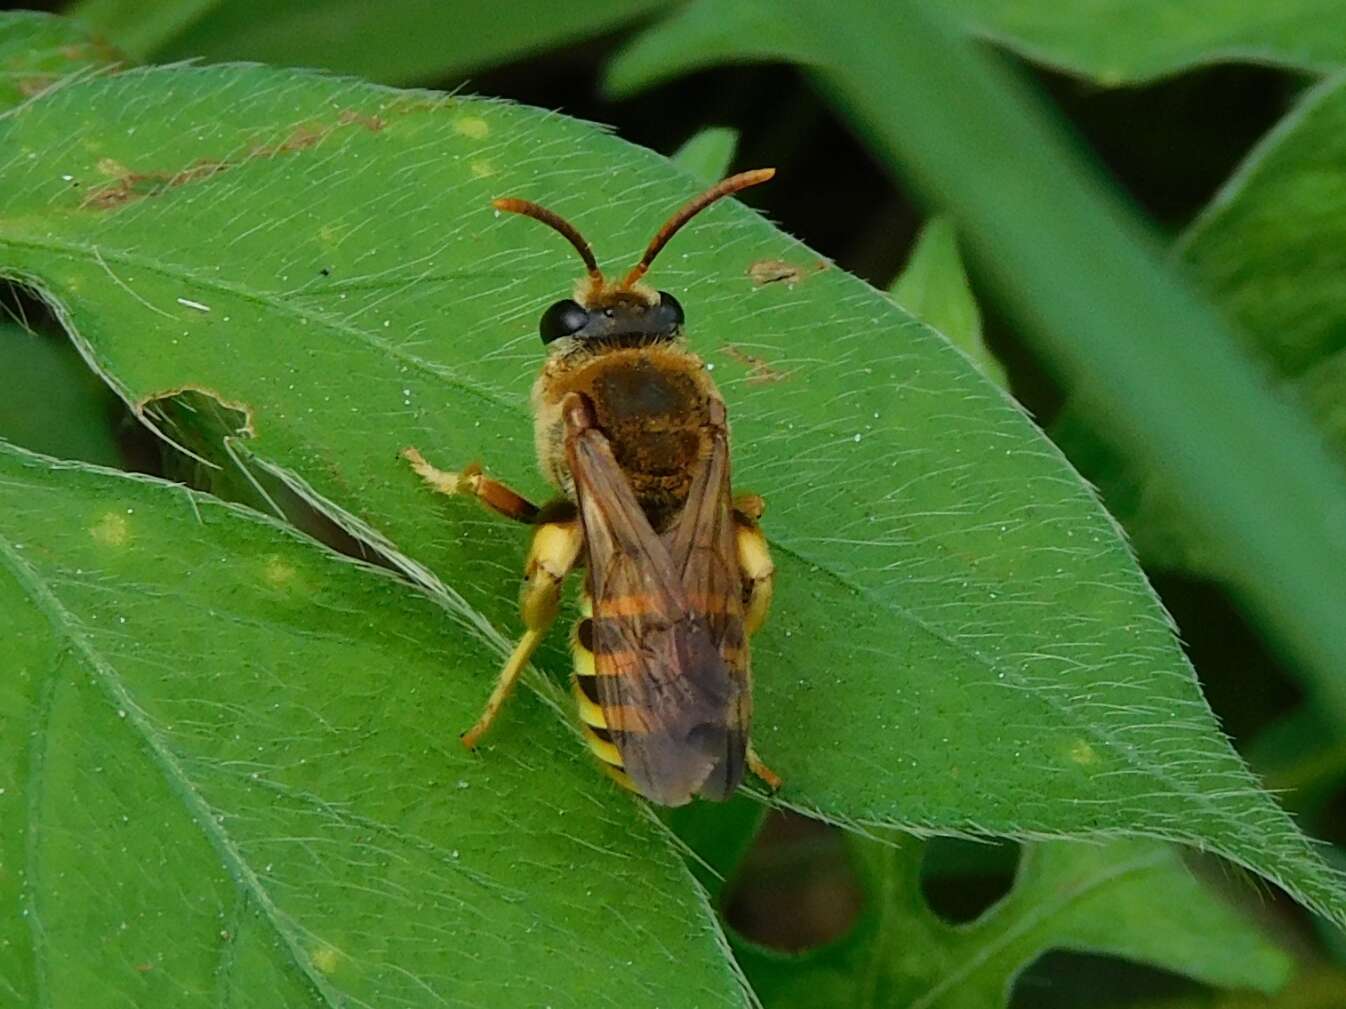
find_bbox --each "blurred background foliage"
[7,0,1346,1006]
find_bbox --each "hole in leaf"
[723,811,863,952]
[0,280,137,468]
[919,836,1020,925]
[1010,950,1205,1008]
[0,280,395,568]
[142,388,385,564]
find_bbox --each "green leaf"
[740,0,1346,844]
[1180,73,1346,432]
[1137,967,1346,1009]
[946,0,1346,85]
[663,793,766,889]
[0,10,120,111]
[0,51,1342,937]
[0,442,749,1007]
[78,0,672,84]
[606,0,813,99]
[889,217,1005,388]
[1251,707,1346,818]
[68,0,219,60]
[603,0,1346,98]
[739,835,1291,1008]
[1061,74,1346,723]
[672,127,740,186]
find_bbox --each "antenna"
[620,168,775,289]
[492,198,604,284]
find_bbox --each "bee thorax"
[533,346,721,531]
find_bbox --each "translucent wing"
[663,399,749,799]
[565,396,742,806]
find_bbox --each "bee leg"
[460,517,584,749]
[732,503,786,796]
[402,446,539,523]
[733,493,766,522]
[733,501,781,790]
[747,745,783,792]
[734,503,774,637]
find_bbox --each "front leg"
[403,446,540,523]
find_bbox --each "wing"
[564,395,741,806]
[663,398,749,800]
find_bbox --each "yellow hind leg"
[735,496,774,636]
[461,518,584,749]
[735,498,782,792]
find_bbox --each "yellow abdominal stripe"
[571,604,625,772]
[572,638,596,678]
[571,678,606,729]
[582,725,623,766]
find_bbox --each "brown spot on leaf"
[721,345,791,385]
[747,258,827,286]
[82,160,230,210]
[338,109,386,132]
[81,107,400,211]
[248,122,333,158]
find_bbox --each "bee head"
[534,286,685,351]
[492,169,773,355]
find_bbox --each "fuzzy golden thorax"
[532,318,723,533]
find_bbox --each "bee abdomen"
[571,610,637,793]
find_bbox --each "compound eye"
[539,299,589,344]
[655,290,685,328]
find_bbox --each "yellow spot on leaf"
[263,555,297,588]
[469,159,494,178]
[310,944,340,974]
[454,116,489,139]
[90,512,130,547]
[1069,739,1098,765]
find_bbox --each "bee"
[404,170,781,806]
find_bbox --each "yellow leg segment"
[735,507,775,637]
[736,499,782,791]
[747,745,783,792]
[461,627,546,749]
[460,517,584,749]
